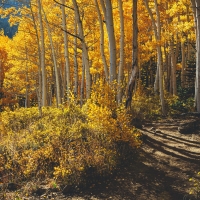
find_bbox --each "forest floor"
[1,115,200,200]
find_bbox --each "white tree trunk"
[154,66,159,93]
[154,0,165,115]
[191,0,198,109]
[37,0,47,107]
[72,0,91,99]
[105,0,117,82]
[117,0,125,103]
[30,1,42,115]
[194,0,200,112]
[42,9,61,106]
[94,0,109,81]
[80,56,85,106]
[61,0,70,102]
[73,18,78,97]
[181,42,186,88]
[144,0,166,114]
[126,0,138,108]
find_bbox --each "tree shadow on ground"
[62,129,199,200]
[6,120,198,200]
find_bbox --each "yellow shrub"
[0,83,141,186]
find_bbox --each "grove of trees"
[1,1,200,197]
[0,0,199,113]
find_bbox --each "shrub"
[0,82,141,189]
[129,86,161,119]
[189,172,200,199]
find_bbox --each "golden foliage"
[0,84,141,185]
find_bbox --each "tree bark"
[126,0,138,108]
[94,0,109,81]
[72,0,91,99]
[194,0,200,112]
[117,0,125,103]
[73,18,78,98]
[144,0,166,115]
[30,1,42,115]
[154,0,165,115]
[170,39,177,96]
[105,0,117,82]
[42,8,61,106]
[37,0,47,107]
[61,0,70,102]
[181,41,186,88]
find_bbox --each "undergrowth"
[189,172,200,199]
[129,86,194,120]
[0,81,142,196]
[0,82,195,199]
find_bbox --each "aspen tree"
[42,8,62,106]
[100,0,117,82]
[196,0,200,112]
[94,0,109,81]
[105,0,116,82]
[117,0,125,103]
[30,1,42,115]
[170,39,177,96]
[144,0,166,115]
[61,0,70,102]
[72,0,91,99]
[191,0,200,112]
[126,0,138,108]
[181,41,186,88]
[73,18,78,98]
[37,0,47,106]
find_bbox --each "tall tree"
[72,0,91,99]
[30,0,42,115]
[144,0,166,115]
[117,0,125,103]
[191,0,200,112]
[37,0,47,106]
[94,0,109,81]
[61,0,70,102]
[73,18,78,98]
[126,0,138,108]
[100,0,117,82]
[42,7,62,106]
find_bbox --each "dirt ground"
[1,116,200,200]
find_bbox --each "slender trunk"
[164,43,169,91]
[74,19,78,98]
[191,0,197,107]
[181,42,186,88]
[72,0,91,99]
[61,0,70,102]
[94,0,109,81]
[31,1,42,115]
[154,66,159,93]
[126,0,138,108]
[144,0,159,93]
[193,0,200,112]
[144,0,165,114]
[154,0,165,114]
[25,48,30,108]
[37,0,47,107]
[170,40,177,95]
[42,9,61,106]
[105,0,117,82]
[117,0,124,103]
[80,59,85,106]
